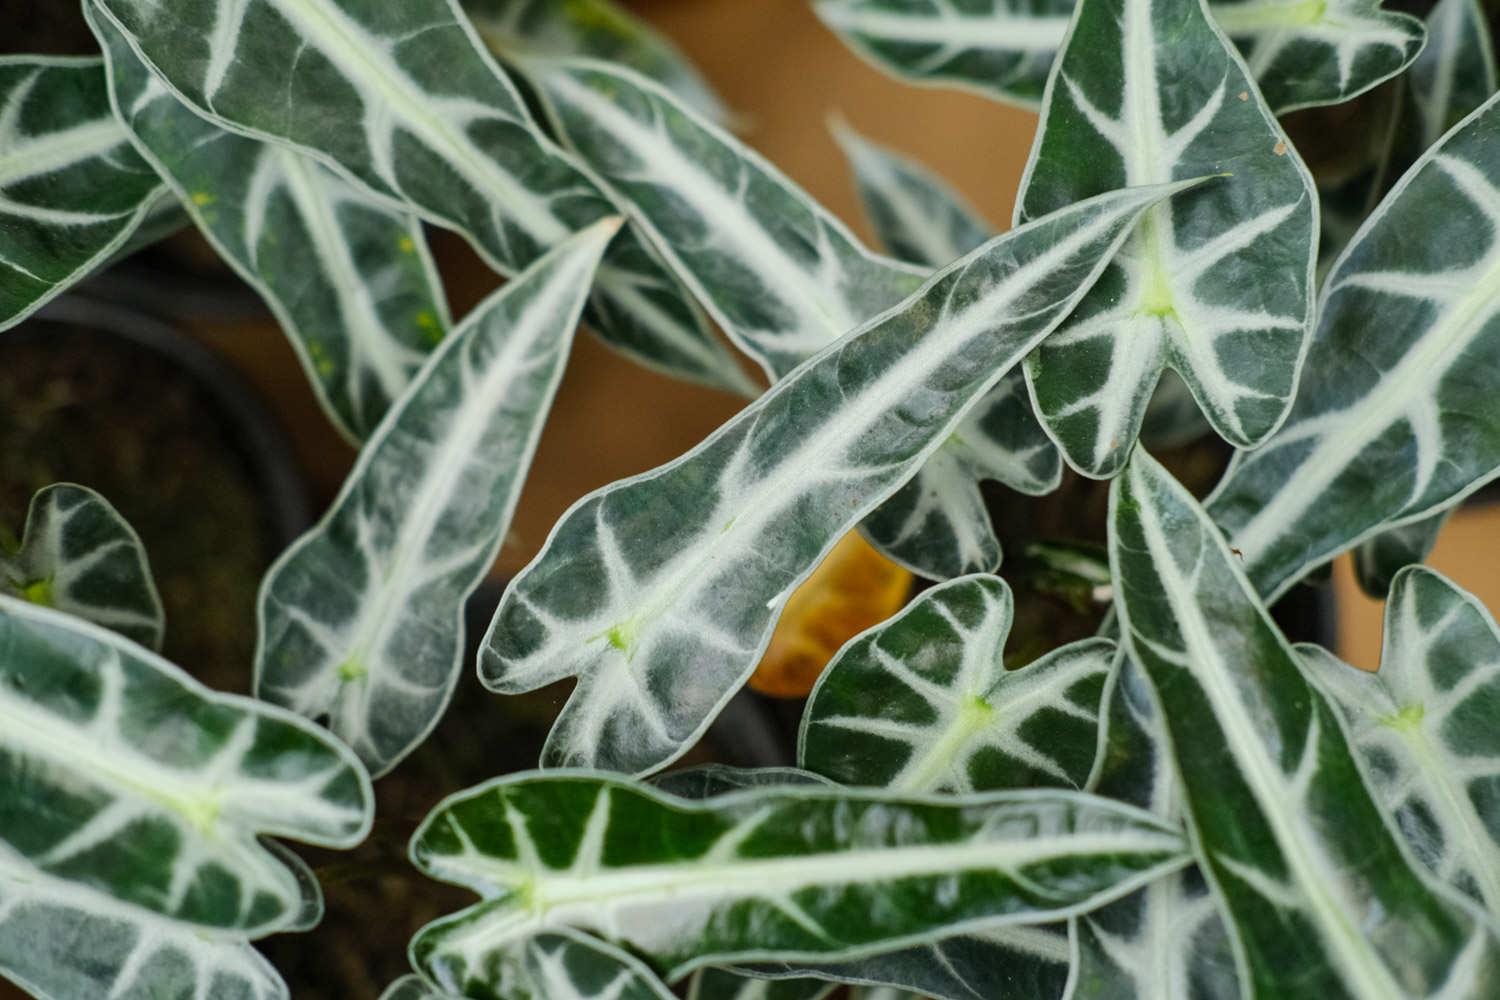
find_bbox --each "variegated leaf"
[90,9,450,444]
[1016,0,1316,478]
[462,0,728,123]
[1067,653,1238,1000]
[402,927,677,1000]
[1354,509,1449,600]
[1,484,162,650]
[0,862,288,1000]
[800,574,1113,793]
[88,0,753,395]
[408,772,1188,987]
[0,56,166,332]
[688,968,835,1000]
[481,180,1194,775]
[1299,566,1500,918]
[381,975,455,1000]
[832,122,1063,578]
[1112,449,1500,998]
[256,220,616,777]
[0,596,372,937]
[813,0,1424,114]
[1208,92,1500,601]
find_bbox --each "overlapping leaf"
[1016,0,1316,478]
[1354,510,1449,599]
[813,0,1424,114]
[462,0,728,122]
[0,596,372,938]
[1112,450,1499,998]
[1,484,162,650]
[256,221,616,777]
[0,56,165,332]
[89,10,450,443]
[688,969,834,1000]
[1209,92,1500,601]
[408,773,1187,987]
[800,574,1112,793]
[1300,567,1500,918]
[832,123,1062,578]
[87,0,751,394]
[480,179,1192,775]
[381,976,455,1000]
[399,927,676,1000]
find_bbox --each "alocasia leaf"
[399,927,677,1000]
[381,975,455,1000]
[86,0,753,395]
[1299,566,1500,918]
[481,179,1196,775]
[407,772,1188,988]
[1067,653,1238,1000]
[1111,449,1500,998]
[461,0,729,123]
[1016,0,1317,478]
[256,220,617,778]
[800,574,1113,793]
[0,595,372,938]
[0,56,167,332]
[688,969,835,1000]
[89,9,450,444]
[1208,92,1500,601]
[1353,510,1449,599]
[1,484,163,651]
[813,0,1424,115]
[831,121,1063,579]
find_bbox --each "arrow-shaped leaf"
[1209,92,1500,601]
[813,0,1424,115]
[1112,449,1499,999]
[1016,0,1316,478]
[87,0,751,395]
[256,220,617,777]
[1,484,162,650]
[0,596,372,937]
[408,772,1188,987]
[481,179,1195,775]
[1300,566,1500,919]
[0,56,166,332]
[800,574,1113,794]
[88,10,450,444]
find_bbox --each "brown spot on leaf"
[1238,91,1249,101]
[1273,140,1287,156]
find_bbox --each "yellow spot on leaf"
[339,659,368,682]
[1379,702,1425,733]
[192,191,214,206]
[750,532,912,698]
[399,235,416,253]
[20,578,54,607]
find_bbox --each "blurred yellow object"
[750,531,914,697]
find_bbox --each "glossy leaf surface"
[257,221,615,777]
[1112,450,1499,999]
[1300,567,1500,918]
[1210,92,1500,600]
[800,574,1113,793]
[1,484,162,650]
[0,56,165,332]
[481,180,1191,775]
[1016,0,1316,478]
[409,773,1187,985]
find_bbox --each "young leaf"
[1016,0,1316,478]
[0,596,372,936]
[1111,450,1500,999]
[800,574,1113,793]
[1209,92,1500,601]
[0,865,288,1000]
[257,220,617,778]
[89,10,450,444]
[1068,654,1238,1000]
[408,772,1188,987]
[1299,567,1500,918]
[87,0,751,395]
[1,484,163,650]
[832,122,1063,578]
[1353,510,1449,599]
[0,56,166,332]
[813,0,1424,114]
[462,0,729,123]
[481,179,1196,775]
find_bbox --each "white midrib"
[277,149,413,400]
[1229,247,1500,566]
[0,117,127,189]
[1402,725,1500,914]
[1134,475,1409,1000]
[896,696,995,793]
[272,0,570,246]
[816,7,1069,50]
